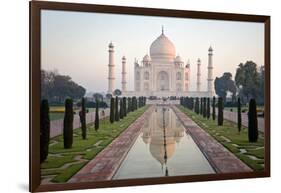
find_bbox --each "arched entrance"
[157,71,169,91]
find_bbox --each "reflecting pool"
[113,106,215,179]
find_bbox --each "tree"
[235,61,263,103]
[93,93,103,102]
[248,99,258,142]
[80,97,87,139]
[214,72,237,101]
[95,100,99,131]
[195,97,199,114]
[106,93,112,99]
[207,98,210,119]
[128,97,132,112]
[200,97,203,115]
[119,99,124,119]
[113,89,122,96]
[63,98,74,149]
[203,98,207,118]
[237,97,242,133]
[123,97,127,117]
[115,96,119,121]
[40,99,50,163]
[217,97,224,126]
[212,96,216,120]
[41,70,86,104]
[110,97,115,123]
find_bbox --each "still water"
[113,106,215,179]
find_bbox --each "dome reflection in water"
[113,106,215,179]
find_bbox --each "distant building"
[107,27,214,97]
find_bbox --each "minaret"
[207,46,214,96]
[108,42,115,94]
[185,59,190,92]
[121,56,127,92]
[196,58,201,92]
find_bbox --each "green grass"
[41,106,149,183]
[49,113,64,121]
[177,105,264,171]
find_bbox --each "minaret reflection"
[141,106,185,176]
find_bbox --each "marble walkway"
[172,105,252,173]
[68,106,154,183]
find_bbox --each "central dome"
[150,29,176,61]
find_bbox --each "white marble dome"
[150,31,176,62]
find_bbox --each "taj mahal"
[107,27,214,97]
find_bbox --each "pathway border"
[172,105,252,173]
[68,106,155,183]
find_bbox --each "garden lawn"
[177,105,264,171]
[41,105,149,183]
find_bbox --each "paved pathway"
[68,106,154,183]
[172,105,252,173]
[222,110,264,132]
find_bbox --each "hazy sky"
[41,10,264,93]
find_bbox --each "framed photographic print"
[30,1,270,192]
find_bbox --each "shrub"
[212,96,216,120]
[237,97,242,133]
[95,100,99,131]
[63,98,74,149]
[115,96,119,121]
[217,97,224,126]
[40,99,50,163]
[110,97,115,123]
[248,99,258,142]
[80,97,87,139]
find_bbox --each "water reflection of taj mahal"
[141,106,185,167]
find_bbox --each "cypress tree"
[95,100,99,131]
[191,97,194,110]
[217,97,224,126]
[195,97,199,114]
[132,97,137,111]
[110,97,115,123]
[128,97,131,112]
[200,97,203,115]
[203,98,206,118]
[212,96,216,120]
[207,98,210,119]
[63,98,74,149]
[80,97,87,139]
[123,97,127,117]
[115,96,119,121]
[237,97,242,133]
[119,99,124,119]
[40,99,50,163]
[248,99,258,142]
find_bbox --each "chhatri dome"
[149,26,176,62]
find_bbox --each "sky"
[41,10,264,93]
